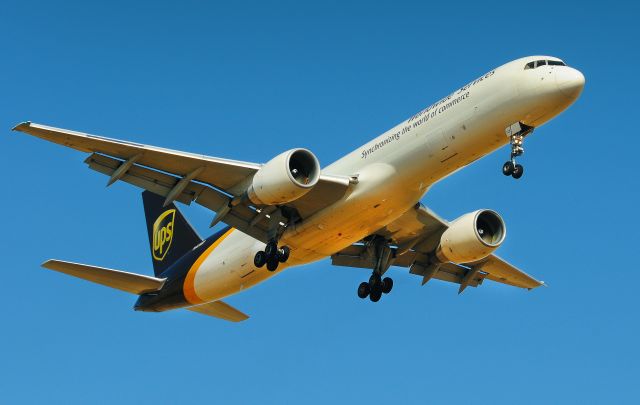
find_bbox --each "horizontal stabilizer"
[42,260,166,295]
[187,300,249,322]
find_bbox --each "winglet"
[12,121,31,132]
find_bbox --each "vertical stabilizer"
[142,191,202,277]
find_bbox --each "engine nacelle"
[247,148,321,205]
[435,209,506,263]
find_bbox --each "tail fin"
[142,191,202,277]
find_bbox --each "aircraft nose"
[555,67,585,101]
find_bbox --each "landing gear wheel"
[266,257,279,272]
[357,282,370,299]
[254,251,267,268]
[381,277,393,294]
[502,161,514,176]
[277,246,290,263]
[512,164,524,179]
[369,283,382,302]
[265,241,278,258]
[503,123,533,179]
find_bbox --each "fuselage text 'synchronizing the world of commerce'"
[14,56,584,321]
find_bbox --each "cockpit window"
[524,59,567,69]
[548,60,566,66]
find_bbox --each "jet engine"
[435,209,506,264]
[247,148,321,205]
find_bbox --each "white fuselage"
[184,56,584,304]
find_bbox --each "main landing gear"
[357,236,394,303]
[254,239,290,272]
[502,122,534,180]
[358,275,393,302]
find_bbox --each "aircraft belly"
[190,230,283,302]
[282,162,422,257]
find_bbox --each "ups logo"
[152,209,176,261]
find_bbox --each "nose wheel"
[254,240,290,272]
[502,161,524,179]
[502,122,533,180]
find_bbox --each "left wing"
[13,122,352,243]
[332,203,543,291]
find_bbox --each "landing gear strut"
[254,239,290,272]
[356,236,395,302]
[502,122,533,180]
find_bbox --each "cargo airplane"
[13,56,584,321]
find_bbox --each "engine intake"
[248,148,321,205]
[435,209,506,264]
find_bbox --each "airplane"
[13,55,584,322]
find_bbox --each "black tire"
[265,241,278,258]
[357,282,370,299]
[512,164,524,179]
[254,251,267,268]
[277,246,291,263]
[502,161,514,176]
[369,283,382,302]
[266,257,279,272]
[382,277,393,294]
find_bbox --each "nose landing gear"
[254,240,290,272]
[502,122,533,180]
[356,237,395,302]
[502,160,524,179]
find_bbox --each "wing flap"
[86,153,271,242]
[331,246,485,288]
[186,300,249,322]
[331,245,416,269]
[288,174,352,218]
[42,260,165,294]
[86,153,201,205]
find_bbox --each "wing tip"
[528,281,547,290]
[12,121,32,132]
[41,259,70,271]
[41,259,56,269]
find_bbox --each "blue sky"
[2,1,639,403]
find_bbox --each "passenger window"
[524,62,535,70]
[535,60,547,68]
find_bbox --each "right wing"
[13,122,352,243]
[13,122,261,190]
